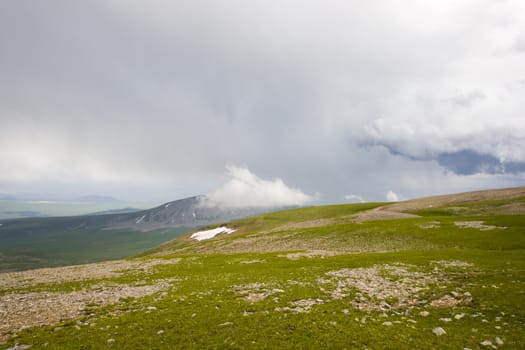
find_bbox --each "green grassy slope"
[2,193,525,349]
[0,215,191,272]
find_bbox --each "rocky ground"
[0,258,181,343]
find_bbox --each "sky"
[1,0,524,206]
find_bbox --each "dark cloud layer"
[0,1,524,203]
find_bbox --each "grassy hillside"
[1,189,524,349]
[0,215,191,272]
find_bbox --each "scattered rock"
[107,339,115,344]
[430,292,471,308]
[419,311,430,317]
[279,250,339,260]
[382,321,392,326]
[219,322,233,327]
[379,301,392,310]
[431,260,474,269]
[439,318,452,322]
[157,330,164,335]
[239,259,266,264]
[321,263,443,311]
[432,327,446,336]
[320,261,474,312]
[495,337,504,345]
[480,340,495,348]
[417,221,440,229]
[4,345,32,350]
[0,258,181,291]
[275,299,324,313]
[454,313,465,320]
[0,279,175,343]
[234,283,284,303]
[454,221,506,231]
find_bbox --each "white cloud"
[363,80,525,166]
[386,191,400,202]
[343,194,365,203]
[199,165,313,208]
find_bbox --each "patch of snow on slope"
[135,215,146,224]
[190,227,236,241]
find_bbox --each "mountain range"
[0,195,278,271]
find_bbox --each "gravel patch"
[278,250,340,260]
[0,258,181,291]
[275,298,325,313]
[233,283,284,303]
[454,221,506,231]
[0,279,175,343]
[319,262,473,311]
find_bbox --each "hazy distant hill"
[0,195,271,272]
[0,195,153,220]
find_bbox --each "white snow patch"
[165,203,171,208]
[135,215,146,224]
[190,227,236,241]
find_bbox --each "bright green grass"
[3,203,524,349]
[5,248,524,349]
[2,199,525,348]
[230,202,385,232]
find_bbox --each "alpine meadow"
[1,1,525,349]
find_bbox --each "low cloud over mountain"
[199,165,312,209]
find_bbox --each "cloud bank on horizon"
[0,1,524,203]
[199,165,313,208]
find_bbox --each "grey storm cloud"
[0,1,524,203]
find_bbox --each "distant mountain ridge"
[71,195,121,203]
[107,196,267,231]
[0,195,273,233]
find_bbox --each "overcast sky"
[1,1,524,205]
